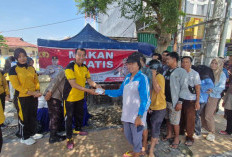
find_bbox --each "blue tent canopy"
[37,24,155,56]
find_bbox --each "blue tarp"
[37,24,155,56]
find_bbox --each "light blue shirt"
[209,72,226,98]
[105,70,151,125]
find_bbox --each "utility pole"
[200,0,212,64]
[204,0,226,65]
[218,0,232,57]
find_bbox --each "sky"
[0,0,89,45]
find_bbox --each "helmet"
[148,59,163,74]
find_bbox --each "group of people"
[0,47,231,157]
[104,51,230,157]
[0,48,101,152]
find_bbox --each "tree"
[0,35,7,47]
[75,0,184,53]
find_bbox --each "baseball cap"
[126,53,141,63]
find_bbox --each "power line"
[121,21,134,36]
[0,17,84,33]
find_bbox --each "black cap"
[126,52,141,63]
[148,59,163,73]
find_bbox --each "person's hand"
[206,89,213,94]
[49,69,55,74]
[34,92,42,98]
[195,102,200,110]
[175,103,182,111]
[151,69,157,77]
[135,116,143,127]
[88,89,98,95]
[95,88,105,95]
[101,88,106,95]
[5,95,10,101]
[95,84,102,88]
[45,91,52,101]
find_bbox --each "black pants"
[0,93,5,111]
[225,109,232,134]
[13,94,19,112]
[47,98,64,136]
[64,99,84,139]
[18,96,38,140]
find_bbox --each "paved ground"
[1,101,232,157]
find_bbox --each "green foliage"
[0,35,7,47]
[75,0,114,15]
[76,0,184,36]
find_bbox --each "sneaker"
[201,128,209,134]
[67,138,74,150]
[31,134,43,140]
[20,138,36,145]
[219,130,229,135]
[206,133,215,142]
[193,134,202,139]
[73,130,88,136]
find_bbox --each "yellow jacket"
[4,73,9,81]
[9,64,40,97]
[0,72,9,95]
[0,100,4,125]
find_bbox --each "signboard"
[38,47,135,82]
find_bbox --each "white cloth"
[38,96,48,108]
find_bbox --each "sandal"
[140,150,146,156]
[123,151,133,157]
[170,141,181,149]
[185,140,193,147]
[162,136,174,142]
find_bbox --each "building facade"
[0,37,38,68]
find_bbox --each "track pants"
[18,96,38,140]
[64,99,84,139]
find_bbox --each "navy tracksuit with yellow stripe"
[64,62,90,139]
[9,63,40,140]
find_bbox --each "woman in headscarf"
[201,58,226,142]
[9,48,43,145]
